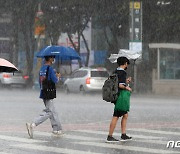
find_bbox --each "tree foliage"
[143,0,180,43]
[41,0,93,66]
[92,0,129,54]
[1,0,40,86]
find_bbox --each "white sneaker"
[52,130,64,136]
[26,123,34,139]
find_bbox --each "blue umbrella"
[36,45,81,60]
[57,47,81,61]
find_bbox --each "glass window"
[78,71,88,78]
[78,71,87,78]
[71,72,79,78]
[72,71,87,78]
[160,49,180,79]
[91,71,109,77]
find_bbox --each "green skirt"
[114,90,131,112]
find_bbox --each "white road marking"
[12,143,103,154]
[35,131,101,141]
[75,141,180,154]
[128,128,180,136]
[75,130,164,139]
[0,134,46,143]
[135,139,168,145]
[1,129,178,154]
[35,130,168,145]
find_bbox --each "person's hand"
[56,72,61,79]
[126,77,132,83]
[126,86,132,92]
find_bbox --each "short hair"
[44,56,55,61]
[117,56,130,66]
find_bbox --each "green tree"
[9,0,39,86]
[41,0,93,67]
[91,0,129,70]
[0,0,40,86]
[62,0,93,67]
[143,0,180,43]
[92,0,129,54]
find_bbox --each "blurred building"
[149,43,180,95]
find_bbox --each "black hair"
[44,56,55,61]
[117,56,130,66]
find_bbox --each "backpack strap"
[46,66,50,79]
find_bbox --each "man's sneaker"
[52,130,64,136]
[106,135,119,143]
[26,123,34,139]
[120,134,132,141]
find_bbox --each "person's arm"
[49,67,59,83]
[119,83,132,92]
[118,71,132,92]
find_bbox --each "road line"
[35,130,168,145]
[128,128,180,136]
[135,139,168,145]
[74,130,168,145]
[75,130,164,139]
[75,142,180,154]
[0,134,46,143]
[12,143,103,154]
[34,131,101,141]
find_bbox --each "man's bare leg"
[106,116,119,142]
[121,113,132,141]
[121,113,128,134]
[108,116,119,136]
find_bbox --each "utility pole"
[129,0,142,92]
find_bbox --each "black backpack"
[42,66,56,99]
[102,73,119,103]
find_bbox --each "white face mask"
[52,59,56,64]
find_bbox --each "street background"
[0,89,180,154]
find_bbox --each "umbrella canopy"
[36,45,81,60]
[56,47,81,61]
[108,49,141,63]
[0,58,18,72]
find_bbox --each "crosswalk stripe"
[75,141,180,154]
[75,130,164,139]
[74,130,168,145]
[12,143,103,154]
[0,130,178,154]
[169,127,180,130]
[128,128,180,136]
[34,131,101,141]
[35,130,167,146]
[135,139,168,145]
[0,134,46,143]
